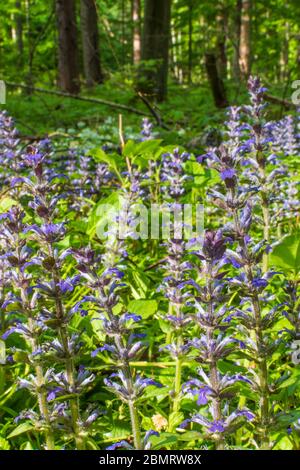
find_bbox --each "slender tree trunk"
[280,23,289,81]
[80,0,103,86]
[297,34,300,76]
[25,0,33,90]
[233,0,242,81]
[239,0,251,77]
[188,0,193,84]
[15,1,23,58]
[132,0,141,64]
[217,6,228,80]
[205,52,228,108]
[141,0,172,101]
[56,0,80,94]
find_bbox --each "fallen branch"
[137,91,170,130]
[6,82,150,117]
[263,93,296,109]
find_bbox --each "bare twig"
[263,93,296,109]
[137,91,171,130]
[6,82,150,117]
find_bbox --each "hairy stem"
[17,243,55,450]
[128,399,143,450]
[115,334,142,450]
[49,245,85,450]
[207,264,225,450]
[258,153,270,273]
[234,209,270,449]
[173,342,182,413]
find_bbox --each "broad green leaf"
[87,191,123,238]
[90,148,124,179]
[0,437,10,450]
[150,432,178,449]
[123,139,162,158]
[0,197,17,213]
[270,233,300,273]
[127,299,157,319]
[7,423,34,439]
[22,441,34,450]
[177,431,203,441]
[168,411,184,430]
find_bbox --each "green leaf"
[0,340,5,365]
[22,441,34,450]
[168,411,184,430]
[123,139,162,158]
[127,299,158,319]
[7,423,34,439]
[90,148,124,179]
[0,197,17,213]
[177,431,203,442]
[150,432,178,450]
[270,233,300,273]
[87,191,123,239]
[0,437,10,450]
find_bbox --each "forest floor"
[4,78,292,149]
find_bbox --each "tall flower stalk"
[159,149,191,415]
[72,249,161,450]
[1,206,55,449]
[180,231,254,449]
[207,140,278,448]
[13,146,88,449]
[244,77,276,271]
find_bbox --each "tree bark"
[239,0,251,77]
[187,0,193,84]
[80,0,103,86]
[216,5,228,80]
[141,0,172,102]
[15,1,23,58]
[56,0,80,94]
[205,52,228,108]
[233,0,242,81]
[132,0,141,64]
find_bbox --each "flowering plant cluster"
[0,78,299,450]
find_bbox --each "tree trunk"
[56,0,80,94]
[233,0,242,81]
[187,0,193,84]
[205,52,228,108]
[280,23,289,82]
[216,6,228,80]
[297,35,300,76]
[141,0,172,102]
[132,0,141,64]
[239,0,251,77]
[80,0,103,87]
[15,1,23,58]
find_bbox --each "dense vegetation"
[0,0,299,453]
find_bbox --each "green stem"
[206,264,225,450]
[233,205,270,449]
[173,351,182,413]
[251,296,270,449]
[258,154,270,273]
[17,248,55,450]
[262,201,270,273]
[27,318,55,450]
[128,399,143,450]
[115,335,142,450]
[35,362,56,450]
[49,245,85,450]
[171,301,183,415]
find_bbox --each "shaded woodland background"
[0,0,300,138]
